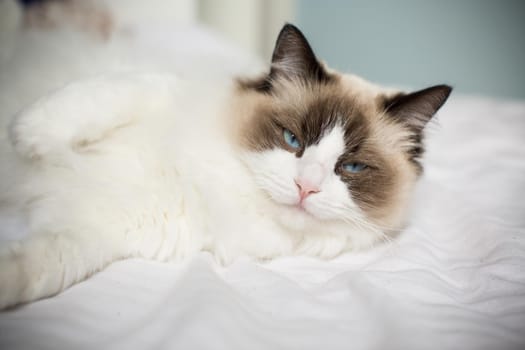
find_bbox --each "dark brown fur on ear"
[382,85,452,169]
[383,85,452,131]
[238,24,334,93]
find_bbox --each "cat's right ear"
[238,24,333,92]
[383,85,452,132]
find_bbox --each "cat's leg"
[9,73,176,163]
[0,229,127,310]
[0,212,201,309]
[0,190,201,309]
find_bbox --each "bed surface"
[1,17,525,350]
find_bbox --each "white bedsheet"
[1,22,525,350]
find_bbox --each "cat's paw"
[0,239,63,310]
[0,243,27,310]
[8,79,120,162]
[8,73,176,162]
[9,99,72,161]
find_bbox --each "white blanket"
[0,20,524,350]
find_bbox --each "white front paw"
[9,100,70,160]
[8,72,176,161]
[0,244,26,310]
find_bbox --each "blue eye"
[342,162,367,173]
[283,129,301,149]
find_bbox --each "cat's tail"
[0,230,127,310]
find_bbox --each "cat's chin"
[274,202,324,232]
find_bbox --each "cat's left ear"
[383,85,452,131]
[268,23,331,84]
[239,24,332,92]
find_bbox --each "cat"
[0,24,451,309]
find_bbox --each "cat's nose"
[294,178,320,201]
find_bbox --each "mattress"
[1,16,525,350]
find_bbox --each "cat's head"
[234,24,451,249]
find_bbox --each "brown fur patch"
[379,84,452,171]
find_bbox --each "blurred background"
[4,0,525,99]
[199,0,525,100]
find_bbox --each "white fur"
[0,26,384,309]
[0,72,384,308]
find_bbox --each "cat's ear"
[269,23,330,84]
[383,85,452,131]
[239,24,332,92]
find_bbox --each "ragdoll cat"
[0,24,451,309]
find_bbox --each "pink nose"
[294,178,320,202]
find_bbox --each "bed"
[1,6,524,350]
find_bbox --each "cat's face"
[235,24,451,246]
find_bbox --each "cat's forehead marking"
[287,87,372,153]
[301,124,346,165]
[239,76,379,157]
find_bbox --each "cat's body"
[0,24,451,309]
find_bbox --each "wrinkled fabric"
[1,95,524,350]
